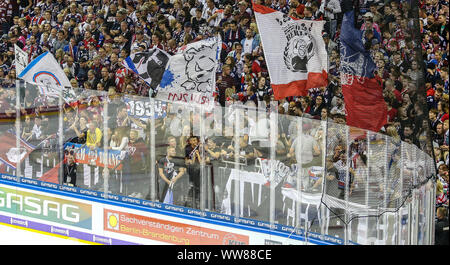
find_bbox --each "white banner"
[253,3,328,99]
[155,37,221,107]
[17,51,71,88]
[17,51,77,102]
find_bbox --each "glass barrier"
[0,79,437,245]
[0,80,19,177]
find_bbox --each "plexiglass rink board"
[0,79,437,245]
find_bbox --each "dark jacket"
[435,216,449,245]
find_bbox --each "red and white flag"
[253,3,328,99]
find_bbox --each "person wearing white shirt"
[288,122,321,166]
[241,28,257,56]
[330,96,346,117]
[202,0,219,28]
[319,0,341,39]
[31,116,43,142]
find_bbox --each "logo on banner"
[222,233,246,245]
[125,49,170,90]
[107,212,120,230]
[277,15,315,73]
[14,44,28,76]
[158,38,219,98]
[182,43,217,92]
[5,148,28,164]
[339,46,367,86]
[32,71,63,86]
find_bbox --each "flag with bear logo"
[253,3,328,100]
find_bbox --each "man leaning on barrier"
[158,146,186,204]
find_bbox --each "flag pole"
[149,96,157,201]
[102,92,109,197]
[58,84,64,185]
[15,79,21,178]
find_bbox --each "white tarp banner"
[155,37,221,108]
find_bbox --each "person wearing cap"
[76,57,90,83]
[361,14,381,35]
[180,21,196,44]
[236,1,252,20]
[130,29,149,52]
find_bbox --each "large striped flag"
[339,9,387,132]
[253,3,328,100]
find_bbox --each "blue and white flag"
[156,37,221,107]
[17,51,78,102]
[123,48,171,90]
[18,51,71,88]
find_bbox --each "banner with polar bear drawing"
[155,37,221,108]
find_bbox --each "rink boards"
[0,173,342,245]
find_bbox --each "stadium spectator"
[185,135,202,208]
[158,145,186,204]
[435,206,449,245]
[63,148,78,187]
[86,121,102,150]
